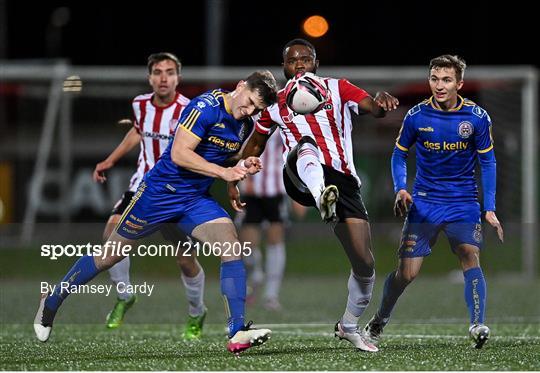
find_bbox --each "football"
[284,72,328,114]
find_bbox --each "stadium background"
[1,1,539,370]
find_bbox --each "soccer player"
[35,70,279,355]
[92,52,207,340]
[364,55,504,349]
[237,130,288,311]
[228,38,399,352]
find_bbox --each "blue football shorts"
[398,199,483,258]
[115,181,230,239]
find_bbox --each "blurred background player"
[35,71,279,355]
[92,52,207,339]
[364,55,504,349]
[237,129,288,311]
[229,38,399,352]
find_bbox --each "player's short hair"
[245,70,278,106]
[147,52,181,74]
[282,38,317,60]
[429,55,467,81]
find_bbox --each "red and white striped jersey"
[256,78,369,185]
[128,92,190,191]
[240,130,285,197]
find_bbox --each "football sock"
[181,265,206,317]
[244,246,264,286]
[44,255,100,312]
[108,257,133,300]
[264,242,285,301]
[463,267,486,325]
[341,271,375,332]
[296,142,325,207]
[220,259,246,337]
[377,271,404,322]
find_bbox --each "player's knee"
[456,245,480,267]
[397,268,418,284]
[95,255,122,271]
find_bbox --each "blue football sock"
[220,260,246,338]
[45,255,100,311]
[463,267,486,325]
[378,271,405,321]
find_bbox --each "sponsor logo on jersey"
[423,140,469,151]
[419,126,434,132]
[197,101,206,109]
[207,135,240,151]
[458,121,474,139]
[141,131,173,140]
[213,123,226,128]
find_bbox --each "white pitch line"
[270,330,540,341]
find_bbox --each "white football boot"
[227,321,271,355]
[34,292,54,342]
[334,321,378,352]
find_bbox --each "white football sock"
[181,266,206,317]
[341,271,375,332]
[108,257,133,300]
[296,142,325,208]
[264,242,286,300]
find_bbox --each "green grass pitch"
[1,276,539,370]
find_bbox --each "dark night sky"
[4,0,538,67]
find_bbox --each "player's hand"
[228,182,246,212]
[394,189,413,217]
[485,211,504,243]
[242,156,263,175]
[374,91,399,111]
[93,159,114,183]
[222,165,248,182]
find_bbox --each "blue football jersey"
[395,95,494,203]
[144,89,253,194]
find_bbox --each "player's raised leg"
[34,230,135,342]
[333,218,378,352]
[455,243,489,348]
[191,217,271,354]
[294,136,338,223]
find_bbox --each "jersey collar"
[429,95,464,112]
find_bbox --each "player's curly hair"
[147,52,181,74]
[245,70,278,106]
[429,55,467,81]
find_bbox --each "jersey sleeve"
[338,79,370,113]
[255,108,275,135]
[395,109,418,151]
[177,102,215,140]
[474,111,494,154]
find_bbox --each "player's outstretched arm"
[93,125,141,183]
[358,92,399,118]
[171,127,247,182]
